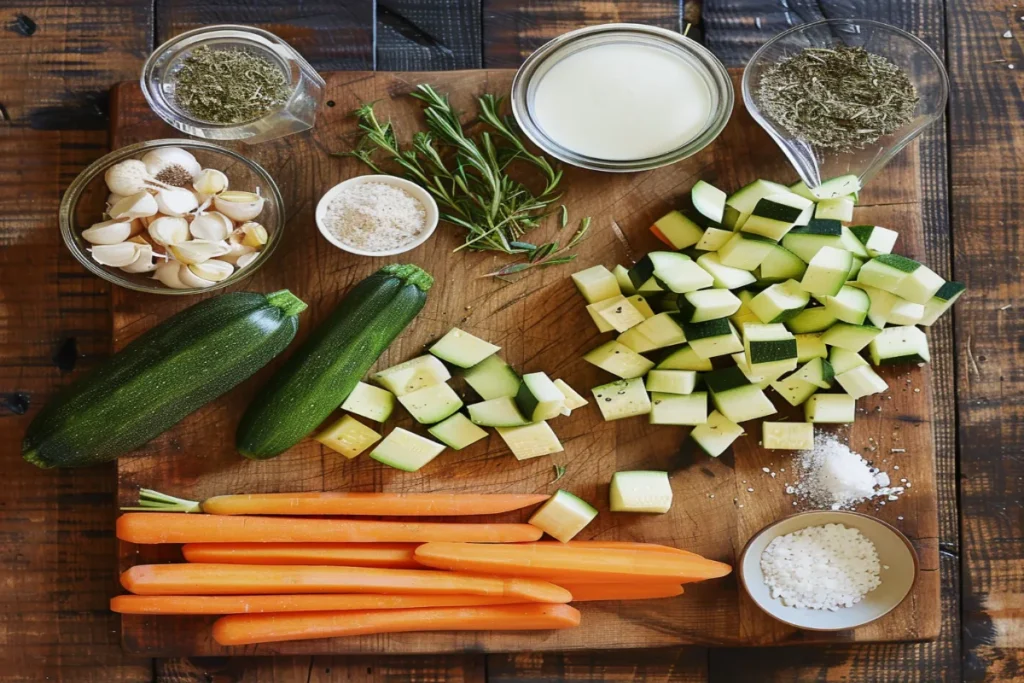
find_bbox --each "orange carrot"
[181,543,421,568]
[199,492,550,516]
[212,604,582,646]
[119,563,572,603]
[116,513,543,545]
[110,593,534,615]
[532,541,701,557]
[558,583,685,601]
[414,542,732,582]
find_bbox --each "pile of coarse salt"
[324,181,426,252]
[786,434,905,510]
[761,523,882,610]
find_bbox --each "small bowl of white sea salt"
[316,175,438,256]
[738,511,918,631]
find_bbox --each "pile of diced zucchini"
[574,175,965,456]
[315,326,589,470]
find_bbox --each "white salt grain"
[324,181,426,252]
[760,523,881,610]
[788,434,903,510]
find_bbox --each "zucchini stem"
[381,264,434,292]
[266,289,309,317]
[120,488,203,513]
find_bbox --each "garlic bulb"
[120,243,161,273]
[214,190,265,222]
[142,147,201,181]
[177,265,217,288]
[193,168,229,196]
[90,242,141,267]
[168,239,231,265]
[107,192,127,208]
[188,260,234,282]
[82,218,132,245]
[235,251,260,269]
[148,216,190,246]
[239,222,268,247]
[155,187,199,217]
[104,160,152,195]
[109,191,158,220]
[189,211,233,241]
[153,261,189,289]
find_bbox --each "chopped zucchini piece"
[369,428,445,471]
[758,244,807,283]
[828,347,869,375]
[770,371,819,407]
[784,305,838,334]
[808,174,862,200]
[762,422,814,450]
[690,409,745,457]
[821,323,882,352]
[650,391,708,425]
[590,295,647,333]
[467,396,529,427]
[614,264,637,295]
[741,192,813,240]
[463,355,521,400]
[730,289,762,329]
[628,294,656,318]
[645,369,697,395]
[428,412,488,450]
[374,355,452,396]
[692,180,727,224]
[696,252,758,289]
[835,365,889,399]
[858,255,943,304]
[695,226,734,251]
[683,318,743,359]
[814,196,855,222]
[497,421,563,460]
[429,328,500,368]
[584,340,655,378]
[572,265,621,303]
[529,490,597,543]
[726,179,792,223]
[634,312,687,348]
[617,327,659,354]
[749,279,810,323]
[651,344,714,371]
[717,232,776,270]
[795,332,828,362]
[704,366,777,423]
[743,323,798,378]
[782,219,843,263]
[553,378,589,412]
[629,251,714,294]
[315,415,381,459]
[824,285,871,325]
[592,377,652,421]
[849,225,899,257]
[800,246,853,297]
[341,381,395,423]
[868,325,931,365]
[398,382,464,424]
[804,394,856,423]
[586,301,616,333]
[675,288,742,323]
[796,357,835,389]
[919,281,966,326]
[609,471,673,513]
[731,351,775,387]
[515,372,566,422]
[652,210,704,249]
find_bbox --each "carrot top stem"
[120,487,202,513]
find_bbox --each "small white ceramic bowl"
[738,510,918,632]
[315,174,439,257]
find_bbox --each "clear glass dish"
[59,139,284,295]
[511,23,734,173]
[141,25,325,144]
[743,19,948,190]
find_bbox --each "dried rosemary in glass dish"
[757,46,919,153]
[172,45,292,124]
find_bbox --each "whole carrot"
[181,543,421,568]
[110,593,534,615]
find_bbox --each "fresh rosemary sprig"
[345,85,583,276]
[482,217,591,280]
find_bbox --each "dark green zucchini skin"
[23,290,307,468]
[236,264,433,460]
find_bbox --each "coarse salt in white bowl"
[315,174,439,257]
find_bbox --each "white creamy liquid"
[532,42,713,161]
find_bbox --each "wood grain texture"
[154,654,486,682]
[946,2,1024,681]
[488,650,708,682]
[109,68,939,656]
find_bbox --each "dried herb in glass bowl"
[172,45,292,125]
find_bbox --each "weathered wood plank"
[154,654,486,682]
[377,0,483,71]
[487,650,709,682]
[946,2,1024,681]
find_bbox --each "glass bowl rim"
[511,22,735,173]
[59,138,285,296]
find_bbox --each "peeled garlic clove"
[109,191,158,220]
[189,211,233,241]
[214,191,265,222]
[193,168,229,196]
[239,222,269,247]
[120,244,160,273]
[155,187,199,217]
[236,251,260,269]
[148,216,190,246]
[107,192,127,208]
[142,147,201,181]
[153,261,190,289]
[90,242,141,267]
[82,218,133,245]
[220,239,256,265]
[177,265,217,288]
[169,239,230,265]
[188,259,234,282]
[104,159,151,195]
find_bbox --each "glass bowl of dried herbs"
[743,19,948,190]
[142,25,325,144]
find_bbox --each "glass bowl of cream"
[511,23,734,173]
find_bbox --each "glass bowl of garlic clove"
[59,139,284,294]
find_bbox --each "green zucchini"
[23,290,307,468]
[237,264,433,459]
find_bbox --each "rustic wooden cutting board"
[111,69,940,655]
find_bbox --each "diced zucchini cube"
[652,344,713,371]
[617,327,659,354]
[315,415,381,459]
[762,422,815,450]
[829,347,869,375]
[807,174,862,200]
[369,428,446,471]
[743,323,798,377]
[782,219,843,263]
[592,377,651,421]
[651,210,705,249]
[804,394,856,423]
[398,382,464,424]
[785,305,838,334]
[628,294,656,318]
[609,470,673,513]
[675,289,742,323]
[800,246,853,297]
[696,252,758,290]
[919,281,966,326]
[428,412,489,450]
[868,325,931,365]
[515,372,565,422]
[730,289,762,329]
[758,244,808,283]
[429,328,500,368]
[590,295,647,333]
[717,232,776,270]
[632,311,687,348]
[586,302,616,333]
[741,192,813,240]
[467,396,529,427]
[814,196,855,222]
[463,355,521,400]
[553,379,589,413]
[821,323,882,352]
[341,381,395,422]
[749,279,810,323]
[529,490,597,543]
[704,366,777,423]
[613,264,637,295]
[572,265,621,304]
[374,355,451,396]
[692,180,727,224]
[795,332,828,362]
[849,225,899,257]
[683,319,743,359]
[796,357,835,389]
[887,298,925,326]
[824,285,871,325]
[690,409,745,457]
[645,369,697,395]
[695,227,734,251]
[770,372,819,407]
[835,365,889,399]
[584,340,655,378]
[895,263,944,305]
[650,391,708,425]
[497,421,563,460]
[856,254,919,293]
[731,351,775,387]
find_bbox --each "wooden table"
[0,1,1018,681]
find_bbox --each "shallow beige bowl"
[739,510,918,631]
[315,174,439,257]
